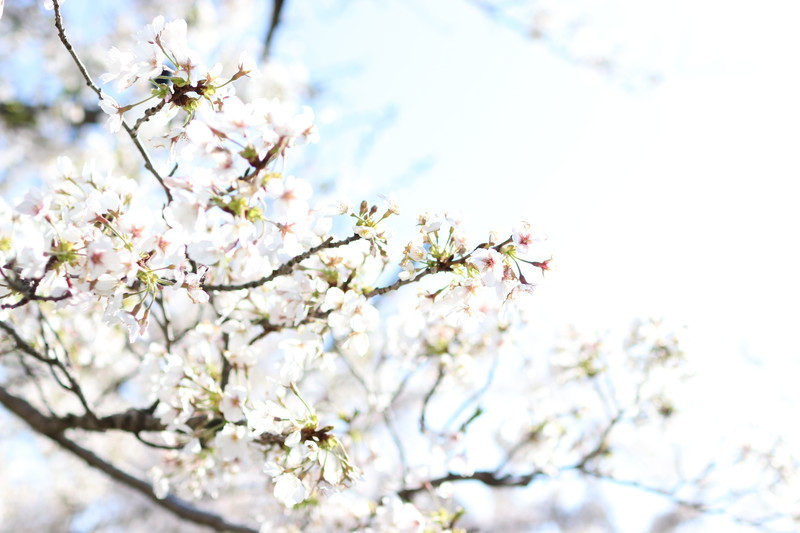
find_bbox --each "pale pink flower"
[320,286,345,312]
[182,267,208,304]
[99,93,125,133]
[232,51,259,80]
[266,176,312,217]
[86,238,123,278]
[100,47,139,91]
[378,193,401,215]
[186,239,224,266]
[184,119,216,148]
[319,449,343,484]
[375,497,425,533]
[215,423,249,460]
[469,248,505,287]
[417,212,442,233]
[341,331,370,357]
[16,188,51,219]
[327,290,379,335]
[512,221,537,254]
[220,385,247,421]
[139,16,166,47]
[17,246,49,278]
[353,225,376,240]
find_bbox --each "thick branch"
[2,316,96,417]
[0,385,258,533]
[59,408,167,433]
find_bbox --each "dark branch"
[58,408,168,433]
[51,0,173,203]
[363,238,511,299]
[203,234,361,291]
[132,99,168,133]
[418,363,445,434]
[0,385,258,532]
[0,267,72,309]
[262,0,287,60]
[398,469,544,501]
[0,319,58,364]
[363,268,437,298]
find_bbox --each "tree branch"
[398,469,544,501]
[418,362,445,434]
[0,384,258,533]
[262,0,287,60]
[203,234,361,291]
[363,237,513,299]
[0,319,58,364]
[51,0,173,203]
[363,268,438,298]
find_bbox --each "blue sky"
[274,1,800,432]
[270,7,800,529]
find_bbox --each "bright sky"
[272,4,800,529]
[275,0,800,438]
[5,1,799,530]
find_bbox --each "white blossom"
[273,473,307,507]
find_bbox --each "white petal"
[273,473,307,507]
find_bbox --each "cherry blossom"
[98,93,126,133]
[468,247,506,287]
[0,9,689,533]
[272,473,307,508]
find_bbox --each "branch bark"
[0,385,258,533]
[203,234,361,291]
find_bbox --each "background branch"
[262,0,287,60]
[0,385,258,533]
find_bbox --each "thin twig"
[204,234,361,291]
[383,409,409,484]
[0,320,58,364]
[443,353,500,430]
[132,99,167,133]
[418,363,446,434]
[364,268,437,298]
[16,352,58,416]
[398,469,544,501]
[577,468,786,532]
[38,306,97,418]
[0,288,72,309]
[51,0,172,202]
[363,237,511,299]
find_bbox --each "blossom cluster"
[0,10,552,532]
[2,4,798,533]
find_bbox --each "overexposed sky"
[5,1,798,530]
[278,0,800,448]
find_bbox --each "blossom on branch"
[0,9,567,533]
